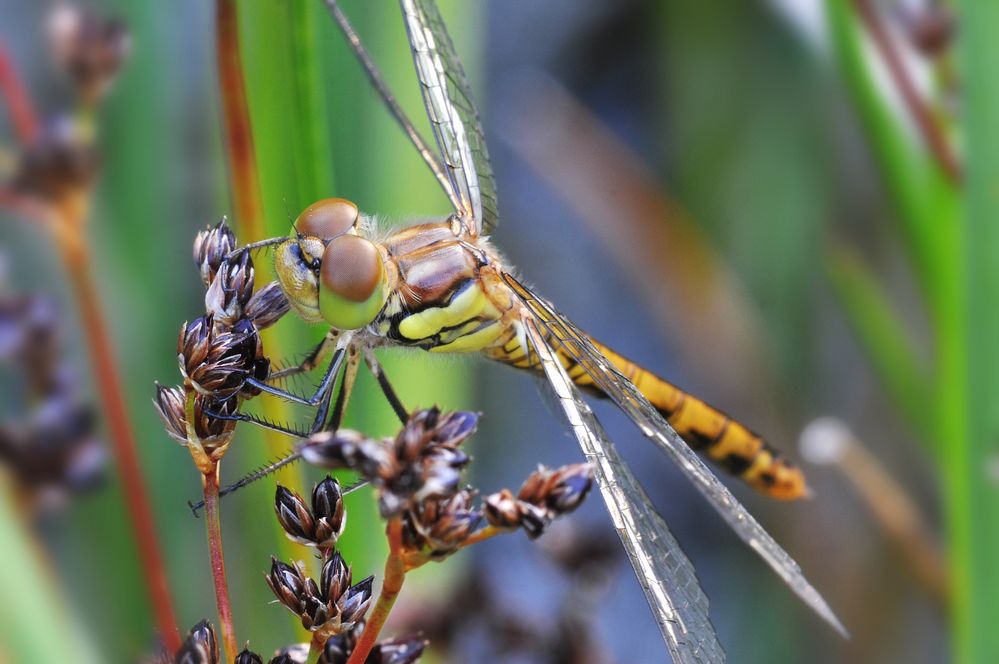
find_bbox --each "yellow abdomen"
[487,327,808,500]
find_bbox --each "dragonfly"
[227,1,847,660]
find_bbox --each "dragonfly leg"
[363,349,409,423]
[244,344,345,407]
[201,409,310,439]
[267,331,338,382]
[325,344,361,432]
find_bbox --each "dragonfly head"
[275,198,388,330]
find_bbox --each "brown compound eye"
[294,197,359,241]
[318,234,387,330]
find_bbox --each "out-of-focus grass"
[826,1,999,661]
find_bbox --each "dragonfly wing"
[504,273,848,639]
[522,316,726,663]
[399,0,499,236]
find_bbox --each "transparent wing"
[522,317,726,663]
[400,0,499,236]
[504,273,848,639]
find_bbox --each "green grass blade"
[825,245,933,450]
[947,2,999,661]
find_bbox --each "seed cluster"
[299,407,595,565]
[265,474,426,661]
[0,284,104,509]
[154,219,289,472]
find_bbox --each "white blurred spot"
[799,417,854,465]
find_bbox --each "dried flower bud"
[368,635,427,664]
[234,649,264,664]
[275,485,315,544]
[433,410,479,447]
[246,281,291,329]
[403,489,482,560]
[175,619,219,664]
[338,575,374,627]
[317,631,356,664]
[265,558,308,615]
[11,116,98,204]
[312,476,346,547]
[268,645,309,664]
[153,383,187,443]
[267,656,297,664]
[319,551,351,602]
[191,394,235,443]
[178,315,257,397]
[194,219,237,287]
[299,429,389,475]
[205,250,255,326]
[519,463,594,516]
[47,4,130,103]
[482,488,521,530]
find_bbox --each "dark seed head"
[275,485,316,544]
[319,551,351,601]
[47,4,130,103]
[152,383,187,444]
[175,619,219,664]
[312,476,346,548]
[205,249,255,326]
[233,648,264,664]
[265,558,308,615]
[367,635,428,664]
[317,631,356,664]
[194,219,237,287]
[246,281,291,329]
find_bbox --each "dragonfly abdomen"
[590,339,807,500]
[488,327,808,500]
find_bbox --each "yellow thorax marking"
[398,283,492,341]
[431,322,503,353]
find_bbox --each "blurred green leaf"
[825,244,932,447]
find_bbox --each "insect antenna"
[229,236,287,257]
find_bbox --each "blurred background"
[0,0,985,662]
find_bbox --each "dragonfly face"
[246,1,848,658]
[274,197,389,330]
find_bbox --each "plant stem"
[850,0,962,184]
[203,466,238,663]
[0,43,38,144]
[216,0,265,242]
[347,519,407,664]
[63,242,181,654]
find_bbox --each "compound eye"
[294,198,359,240]
[318,235,387,330]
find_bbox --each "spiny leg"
[205,342,348,436]
[243,341,345,407]
[327,344,361,432]
[268,331,338,383]
[364,349,409,423]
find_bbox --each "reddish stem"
[203,467,238,663]
[851,0,962,184]
[66,247,182,653]
[347,519,407,664]
[216,0,266,241]
[0,43,39,144]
